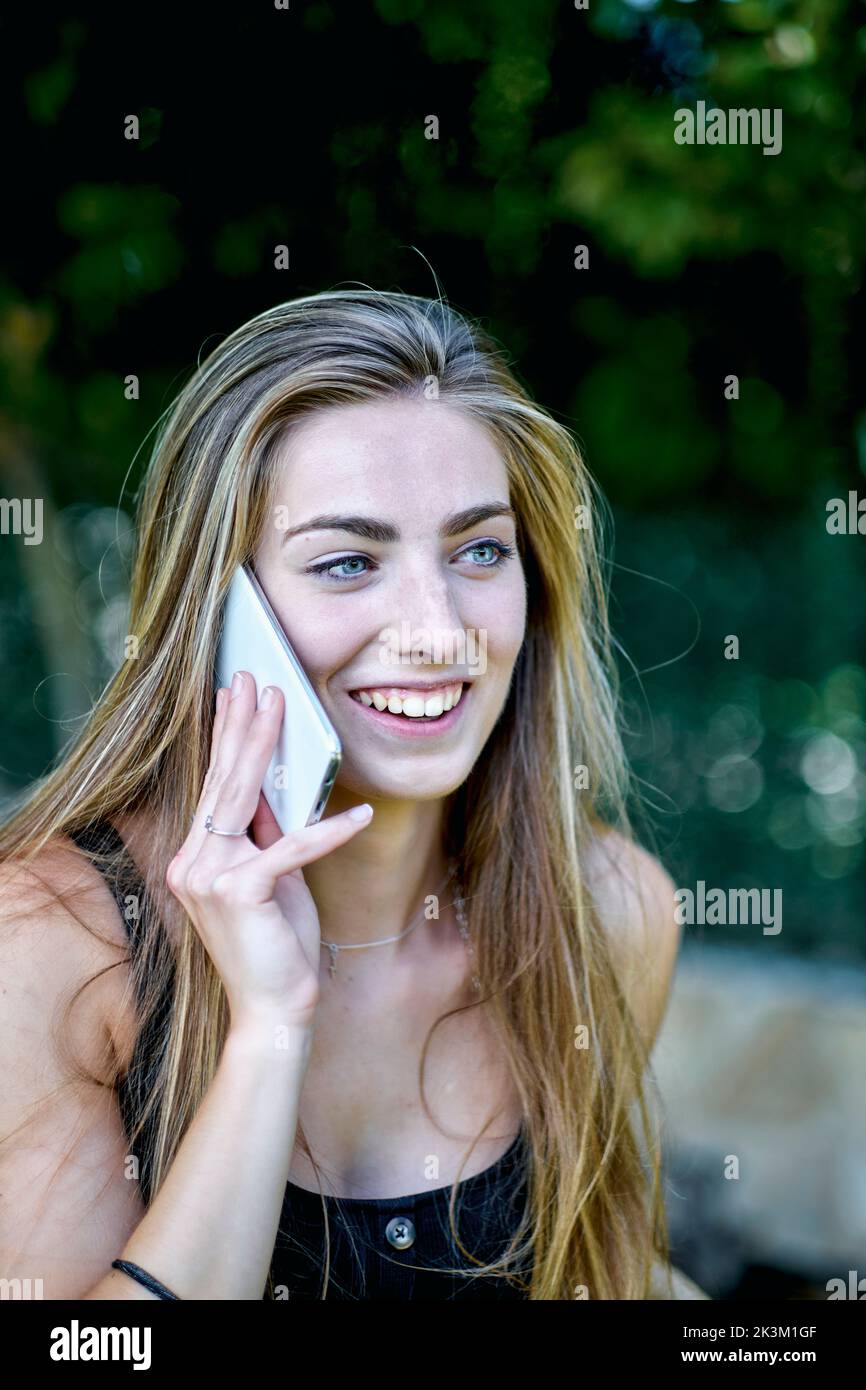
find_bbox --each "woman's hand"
[166,670,372,1036]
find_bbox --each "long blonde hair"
[0,287,672,1298]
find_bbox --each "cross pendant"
[327,943,339,979]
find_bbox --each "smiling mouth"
[348,681,466,721]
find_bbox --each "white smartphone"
[215,563,342,835]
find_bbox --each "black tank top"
[68,819,532,1299]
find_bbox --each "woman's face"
[253,396,527,803]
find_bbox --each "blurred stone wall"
[652,944,866,1297]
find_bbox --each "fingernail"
[347,803,373,822]
[231,672,244,699]
[260,686,275,710]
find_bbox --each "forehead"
[271,398,510,511]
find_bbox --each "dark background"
[1,0,864,1299]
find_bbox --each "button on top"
[385,1215,416,1250]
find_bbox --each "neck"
[303,787,452,955]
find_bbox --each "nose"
[383,554,466,667]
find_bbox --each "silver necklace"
[320,858,480,991]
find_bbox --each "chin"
[334,761,474,805]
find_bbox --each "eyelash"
[304,540,517,584]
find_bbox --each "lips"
[345,680,472,736]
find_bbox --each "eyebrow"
[279,502,517,545]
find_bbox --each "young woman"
[0,288,693,1300]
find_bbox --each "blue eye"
[305,555,374,582]
[304,540,516,584]
[461,540,516,568]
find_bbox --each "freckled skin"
[254,397,527,808]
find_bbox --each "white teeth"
[401,695,427,718]
[352,683,465,719]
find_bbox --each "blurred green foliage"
[0,0,863,958]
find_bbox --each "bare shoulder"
[0,836,144,1296]
[583,824,683,1054]
[0,834,137,1083]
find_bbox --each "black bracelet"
[111,1259,181,1300]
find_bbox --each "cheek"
[484,577,527,669]
[266,598,348,688]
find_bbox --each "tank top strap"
[67,818,145,945]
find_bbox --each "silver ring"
[204,814,249,837]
